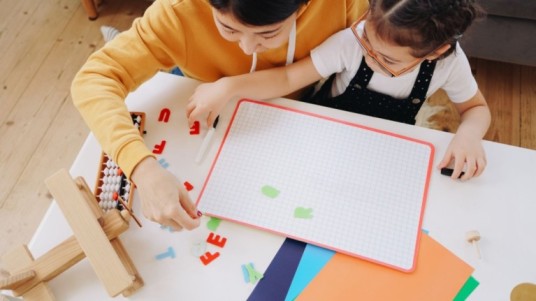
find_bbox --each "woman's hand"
[131,157,201,230]
[186,79,233,128]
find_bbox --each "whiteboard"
[197,99,434,272]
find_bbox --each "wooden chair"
[0,170,143,300]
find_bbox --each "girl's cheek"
[363,56,386,75]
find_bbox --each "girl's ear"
[425,44,451,60]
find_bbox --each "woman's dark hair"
[209,0,310,26]
[369,0,486,59]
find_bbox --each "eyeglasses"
[350,10,429,77]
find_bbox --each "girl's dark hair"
[208,0,310,26]
[369,0,485,59]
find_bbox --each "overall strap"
[348,58,374,89]
[407,60,437,105]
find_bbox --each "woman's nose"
[239,35,260,55]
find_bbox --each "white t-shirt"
[310,26,478,103]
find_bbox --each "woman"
[71,0,369,231]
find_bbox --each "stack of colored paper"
[247,233,477,301]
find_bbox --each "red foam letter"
[158,108,171,122]
[200,251,220,265]
[190,121,200,135]
[183,181,194,191]
[152,140,167,154]
[207,232,227,248]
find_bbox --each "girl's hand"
[437,132,487,180]
[186,79,233,128]
[131,157,201,230]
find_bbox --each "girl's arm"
[186,56,323,127]
[437,89,491,180]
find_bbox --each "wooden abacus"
[94,112,145,216]
[0,169,143,300]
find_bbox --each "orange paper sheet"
[297,233,473,301]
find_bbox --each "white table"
[12,72,536,300]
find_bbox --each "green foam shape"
[206,217,222,231]
[261,185,280,198]
[244,263,264,284]
[294,207,313,219]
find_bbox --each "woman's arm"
[186,56,323,127]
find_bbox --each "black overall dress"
[308,58,437,125]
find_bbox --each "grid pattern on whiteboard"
[197,100,432,271]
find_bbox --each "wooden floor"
[0,0,152,268]
[0,0,535,270]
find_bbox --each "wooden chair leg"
[81,0,98,20]
[2,245,55,301]
[110,238,144,296]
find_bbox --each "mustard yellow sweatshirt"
[71,0,369,178]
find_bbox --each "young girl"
[187,0,491,181]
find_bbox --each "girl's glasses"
[350,11,428,77]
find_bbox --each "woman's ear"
[425,44,451,60]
